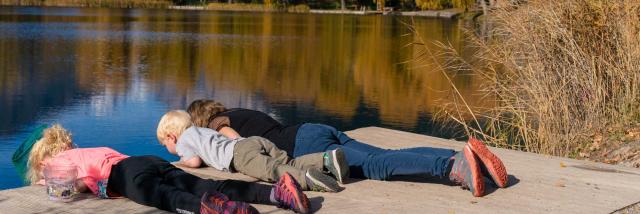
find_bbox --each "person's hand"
[219,127,241,139]
[35,179,45,186]
[75,179,88,193]
[180,156,203,168]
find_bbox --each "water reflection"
[0,7,485,189]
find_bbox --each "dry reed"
[414,0,640,157]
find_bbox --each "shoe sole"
[330,149,349,184]
[306,169,342,192]
[463,145,485,197]
[281,173,310,214]
[468,138,509,188]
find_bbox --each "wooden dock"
[309,9,464,18]
[1,127,639,213]
[398,8,463,18]
[309,9,381,15]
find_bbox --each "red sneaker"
[273,173,310,214]
[449,145,485,197]
[467,137,509,188]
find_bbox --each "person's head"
[27,124,75,184]
[186,99,227,127]
[157,110,193,155]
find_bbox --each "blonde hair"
[186,99,227,127]
[157,110,193,144]
[27,124,74,184]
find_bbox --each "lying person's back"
[210,108,301,155]
[176,126,240,171]
[47,147,129,197]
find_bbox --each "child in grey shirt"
[157,110,349,192]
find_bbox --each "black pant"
[108,156,272,214]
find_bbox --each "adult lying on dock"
[15,124,312,214]
[187,100,510,197]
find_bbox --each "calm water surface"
[0,6,484,189]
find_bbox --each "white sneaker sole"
[306,170,340,192]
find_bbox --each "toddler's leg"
[287,153,324,171]
[255,135,324,171]
[235,137,342,192]
[233,137,308,187]
[256,136,321,168]
[250,136,326,173]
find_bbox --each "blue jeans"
[292,123,456,180]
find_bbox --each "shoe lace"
[208,192,228,208]
[228,202,257,214]
[201,192,228,214]
[212,197,226,208]
[236,208,254,214]
[322,152,330,171]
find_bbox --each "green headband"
[12,124,48,184]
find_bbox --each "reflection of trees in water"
[0,8,487,134]
[138,12,488,128]
[0,23,84,133]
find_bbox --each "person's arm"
[219,126,241,139]
[180,156,202,168]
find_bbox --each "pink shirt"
[47,147,129,197]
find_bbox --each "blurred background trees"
[173,0,479,10]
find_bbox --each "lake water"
[0,6,484,189]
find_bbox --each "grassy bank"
[426,0,640,166]
[0,0,172,8]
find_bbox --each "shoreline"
[0,4,469,19]
[170,5,466,18]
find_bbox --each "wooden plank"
[1,127,639,213]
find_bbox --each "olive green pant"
[232,136,324,189]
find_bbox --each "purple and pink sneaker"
[200,191,259,214]
[273,173,311,214]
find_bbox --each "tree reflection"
[0,7,487,135]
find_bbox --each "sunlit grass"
[415,0,640,157]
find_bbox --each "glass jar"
[43,162,78,202]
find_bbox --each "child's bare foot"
[467,138,509,188]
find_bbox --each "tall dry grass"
[0,0,172,8]
[414,0,640,156]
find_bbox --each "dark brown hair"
[186,99,227,127]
